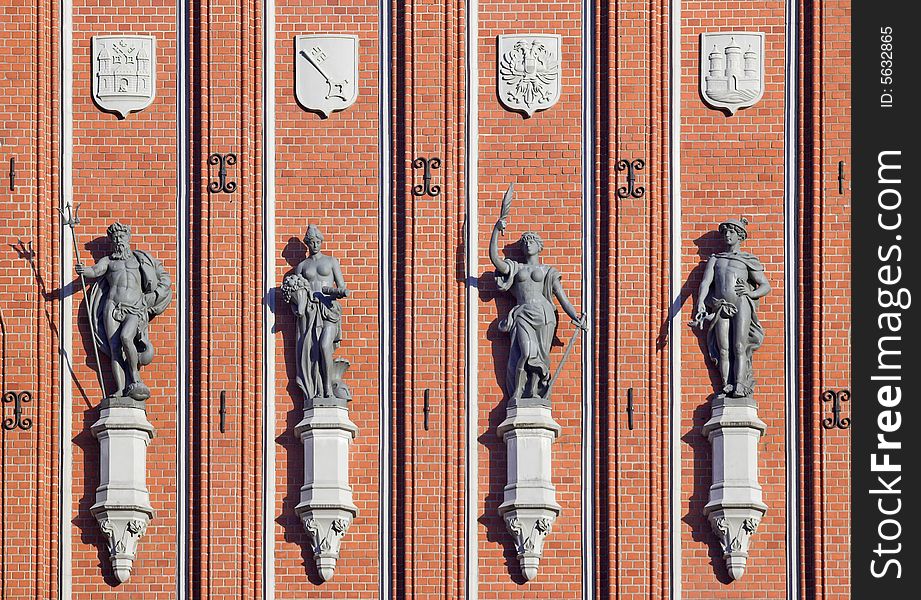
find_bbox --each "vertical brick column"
[271,1,381,596]
[679,3,790,595]
[188,0,263,597]
[391,0,466,596]
[475,1,584,594]
[67,0,180,594]
[593,0,671,597]
[0,0,58,596]
[800,0,851,598]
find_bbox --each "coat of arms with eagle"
[497,35,561,117]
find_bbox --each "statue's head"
[106,222,132,258]
[520,231,544,256]
[304,224,324,255]
[718,217,748,243]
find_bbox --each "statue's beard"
[111,245,131,260]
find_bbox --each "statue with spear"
[62,205,172,401]
[488,184,586,404]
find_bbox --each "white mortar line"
[783,0,801,597]
[378,0,393,596]
[58,1,74,597]
[262,0,277,598]
[176,1,191,596]
[668,1,682,598]
[463,0,479,596]
[581,0,595,597]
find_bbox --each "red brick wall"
[188,0,264,597]
[390,0,467,596]
[679,5,790,597]
[271,1,381,596]
[0,0,59,596]
[800,0,851,597]
[0,0,852,597]
[593,0,671,598]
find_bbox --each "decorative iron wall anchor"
[821,389,850,430]
[616,159,645,198]
[219,390,227,433]
[2,391,33,430]
[626,387,635,430]
[423,389,431,431]
[9,157,15,191]
[838,161,846,195]
[412,157,441,197]
[208,153,238,193]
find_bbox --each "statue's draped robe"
[496,259,560,399]
[282,274,343,400]
[702,251,765,394]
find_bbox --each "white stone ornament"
[92,35,156,118]
[295,35,359,117]
[91,399,155,583]
[497,402,561,580]
[702,395,768,580]
[294,399,358,581]
[497,34,561,117]
[700,32,765,115]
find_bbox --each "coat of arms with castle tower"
[92,35,156,118]
[700,32,765,115]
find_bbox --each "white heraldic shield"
[295,35,359,117]
[92,36,156,119]
[497,34,561,117]
[700,32,765,115]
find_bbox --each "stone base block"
[91,400,155,584]
[497,401,561,581]
[701,394,767,581]
[295,398,358,581]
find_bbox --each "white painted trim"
[580,0,595,597]
[262,0,277,597]
[463,0,479,596]
[783,0,801,597]
[176,1,191,596]
[668,1,682,599]
[378,0,393,596]
[58,1,74,597]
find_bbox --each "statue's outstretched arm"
[76,256,109,279]
[552,278,585,327]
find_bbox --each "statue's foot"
[730,384,752,398]
[127,382,151,401]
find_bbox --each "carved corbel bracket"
[705,508,765,580]
[94,511,153,583]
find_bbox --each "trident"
[58,203,107,398]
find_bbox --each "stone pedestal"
[497,399,561,581]
[702,395,768,581]
[294,397,358,581]
[90,397,155,584]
